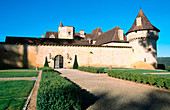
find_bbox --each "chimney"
[79,30,85,38]
[41,34,44,38]
[118,29,124,40]
[79,30,84,35]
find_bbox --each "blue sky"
[0,0,169,57]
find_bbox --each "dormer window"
[49,34,55,38]
[136,17,142,26]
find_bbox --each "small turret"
[59,22,63,27]
[126,9,160,68]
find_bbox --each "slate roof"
[126,9,160,34]
[5,37,90,45]
[95,26,127,45]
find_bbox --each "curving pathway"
[57,69,170,110]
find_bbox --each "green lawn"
[0,71,39,78]
[0,80,35,110]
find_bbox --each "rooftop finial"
[139,0,141,10]
[59,22,63,27]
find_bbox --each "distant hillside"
[157,57,170,69]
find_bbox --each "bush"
[167,66,170,71]
[44,57,49,67]
[148,76,157,85]
[78,67,105,73]
[107,70,170,89]
[165,79,170,89]
[37,72,82,110]
[157,64,165,70]
[42,67,54,72]
[73,55,79,69]
[156,78,164,87]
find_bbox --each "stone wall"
[0,44,133,69]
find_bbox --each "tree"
[73,55,78,69]
[44,56,49,67]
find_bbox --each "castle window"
[132,49,134,52]
[148,48,151,51]
[144,58,147,62]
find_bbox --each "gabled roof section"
[126,9,160,34]
[91,27,103,40]
[45,31,58,38]
[95,26,127,45]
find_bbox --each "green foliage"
[73,55,79,69]
[156,78,164,87]
[167,66,170,71]
[165,79,170,89]
[42,67,54,72]
[157,57,170,69]
[157,64,165,70]
[78,67,105,73]
[37,72,82,110]
[107,70,170,89]
[148,76,157,85]
[44,56,49,67]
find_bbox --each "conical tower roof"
[126,9,160,34]
[59,22,63,27]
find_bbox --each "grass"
[0,71,39,78]
[0,80,35,110]
[0,99,26,110]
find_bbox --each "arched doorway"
[54,55,63,68]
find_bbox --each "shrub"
[141,75,148,84]
[37,72,82,110]
[156,78,164,87]
[44,57,49,67]
[157,64,165,70]
[147,76,157,85]
[78,67,105,73]
[165,79,170,89]
[136,74,143,83]
[167,66,170,71]
[42,67,54,72]
[73,55,79,69]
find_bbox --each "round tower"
[126,9,160,68]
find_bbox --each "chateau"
[0,9,160,69]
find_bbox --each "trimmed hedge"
[107,70,170,89]
[167,66,170,71]
[78,67,105,73]
[42,67,54,72]
[44,56,49,67]
[73,55,79,69]
[37,72,82,110]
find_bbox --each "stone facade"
[0,44,132,69]
[0,9,160,69]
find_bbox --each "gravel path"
[57,69,170,110]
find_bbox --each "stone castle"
[0,9,160,69]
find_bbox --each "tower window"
[144,58,146,62]
[136,17,142,26]
[148,48,151,51]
